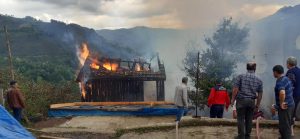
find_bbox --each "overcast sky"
[0,0,299,29]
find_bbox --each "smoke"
[296,36,300,50]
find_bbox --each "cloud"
[0,0,298,29]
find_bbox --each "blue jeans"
[12,108,22,122]
[176,106,186,121]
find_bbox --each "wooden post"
[0,89,4,106]
[195,52,200,117]
[4,26,14,80]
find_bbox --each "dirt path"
[33,116,300,139]
[120,126,300,139]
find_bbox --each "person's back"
[174,84,188,107]
[232,62,263,139]
[7,88,25,109]
[236,73,262,99]
[6,81,25,122]
[208,84,230,118]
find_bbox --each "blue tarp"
[48,107,184,117]
[0,105,35,139]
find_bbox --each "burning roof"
[76,43,166,82]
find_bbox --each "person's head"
[286,56,297,69]
[216,79,222,85]
[273,65,284,78]
[182,77,188,84]
[9,80,17,88]
[247,62,256,72]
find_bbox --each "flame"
[90,63,100,70]
[103,62,118,71]
[80,82,86,99]
[135,63,141,71]
[78,43,90,66]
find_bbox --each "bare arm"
[256,93,262,107]
[279,90,286,106]
[232,87,238,105]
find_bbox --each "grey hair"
[287,56,297,66]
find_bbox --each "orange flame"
[103,62,118,71]
[135,63,141,71]
[80,82,86,99]
[78,43,90,66]
[90,63,100,70]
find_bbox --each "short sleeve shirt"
[274,76,295,108]
[233,71,263,99]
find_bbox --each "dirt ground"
[33,116,300,139]
[120,126,300,139]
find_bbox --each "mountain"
[0,15,137,60]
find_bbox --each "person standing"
[174,77,188,122]
[231,62,263,139]
[286,56,300,121]
[174,77,188,139]
[273,65,295,139]
[207,80,230,118]
[6,81,25,122]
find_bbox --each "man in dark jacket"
[208,80,230,118]
[286,56,300,121]
[6,81,25,122]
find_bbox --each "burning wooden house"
[76,55,166,102]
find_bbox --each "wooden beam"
[50,101,174,109]
[50,103,76,109]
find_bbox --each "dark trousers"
[12,108,22,122]
[278,106,294,139]
[210,104,224,118]
[236,98,255,139]
[293,97,300,121]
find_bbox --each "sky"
[0,0,299,29]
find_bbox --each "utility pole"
[195,52,200,117]
[4,26,14,80]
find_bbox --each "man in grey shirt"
[174,77,188,122]
[231,62,263,139]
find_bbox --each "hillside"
[0,15,140,83]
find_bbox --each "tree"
[183,17,249,110]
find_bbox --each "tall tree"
[183,17,249,109]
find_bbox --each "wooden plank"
[0,89,4,106]
[74,101,174,106]
[50,103,76,109]
[50,101,174,109]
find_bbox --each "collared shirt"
[286,66,300,98]
[274,76,295,108]
[233,71,263,99]
[174,83,188,107]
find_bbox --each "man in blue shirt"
[286,56,300,121]
[273,65,295,139]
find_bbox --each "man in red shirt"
[208,80,230,118]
